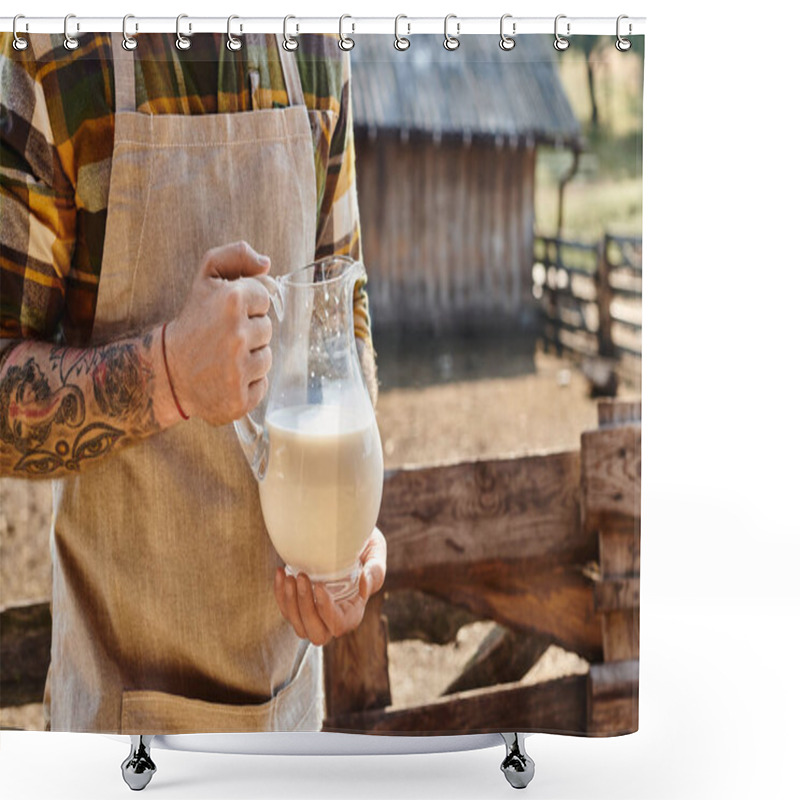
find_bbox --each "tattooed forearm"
[0,332,164,478]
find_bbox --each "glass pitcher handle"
[233,413,270,480]
[234,273,284,481]
[259,273,285,322]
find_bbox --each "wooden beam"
[410,561,603,662]
[594,577,640,612]
[324,673,587,735]
[581,425,641,530]
[587,660,638,735]
[598,399,641,427]
[443,625,553,695]
[379,450,588,579]
[323,594,391,719]
[599,527,641,578]
[596,237,615,357]
[585,400,642,664]
[382,590,481,644]
[601,609,639,662]
[598,523,640,660]
[0,600,51,708]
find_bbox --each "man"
[0,31,385,733]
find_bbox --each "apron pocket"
[121,643,323,734]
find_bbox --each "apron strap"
[276,37,305,108]
[111,32,137,113]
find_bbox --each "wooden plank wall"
[356,135,537,331]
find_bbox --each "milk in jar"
[259,404,384,579]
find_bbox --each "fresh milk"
[259,404,384,579]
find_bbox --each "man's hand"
[166,240,274,426]
[274,528,387,646]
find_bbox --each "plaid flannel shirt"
[0,33,370,348]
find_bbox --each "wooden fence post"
[322,593,392,727]
[595,235,616,358]
[0,600,51,708]
[582,399,641,734]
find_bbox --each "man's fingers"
[359,529,387,596]
[245,345,272,384]
[202,240,270,280]
[239,277,271,318]
[315,588,345,634]
[360,528,387,564]
[281,572,308,640]
[246,315,272,351]
[246,376,268,410]
[316,586,366,637]
[360,558,385,598]
[297,575,333,646]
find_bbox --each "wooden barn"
[350,35,583,334]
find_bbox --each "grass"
[535,172,643,242]
[534,39,644,243]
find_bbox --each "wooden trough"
[1,400,641,736]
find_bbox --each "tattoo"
[49,348,104,384]
[1,336,158,478]
[91,342,153,420]
[14,422,124,476]
[0,358,85,453]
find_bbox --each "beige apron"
[45,33,322,733]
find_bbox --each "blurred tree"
[572,37,600,131]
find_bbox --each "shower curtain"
[0,27,643,738]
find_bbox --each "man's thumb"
[202,240,270,279]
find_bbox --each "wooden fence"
[534,233,642,366]
[1,400,640,736]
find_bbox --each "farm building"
[350,35,583,334]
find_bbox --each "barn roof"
[350,35,583,148]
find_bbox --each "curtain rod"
[0,16,646,37]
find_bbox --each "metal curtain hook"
[616,15,632,51]
[444,14,460,51]
[394,15,410,51]
[499,14,516,51]
[339,14,354,51]
[554,14,570,51]
[283,15,298,51]
[64,14,79,50]
[227,15,242,52]
[122,14,138,51]
[13,14,29,51]
[176,14,191,50]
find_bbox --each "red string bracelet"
[161,322,189,421]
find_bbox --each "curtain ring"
[499,14,516,51]
[227,15,242,52]
[443,14,460,51]
[554,14,570,51]
[339,14,354,51]
[283,15,298,51]
[394,15,410,51]
[64,14,79,51]
[122,14,138,51]
[616,15,632,51]
[12,14,29,51]
[176,14,191,50]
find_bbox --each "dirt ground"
[0,350,633,730]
